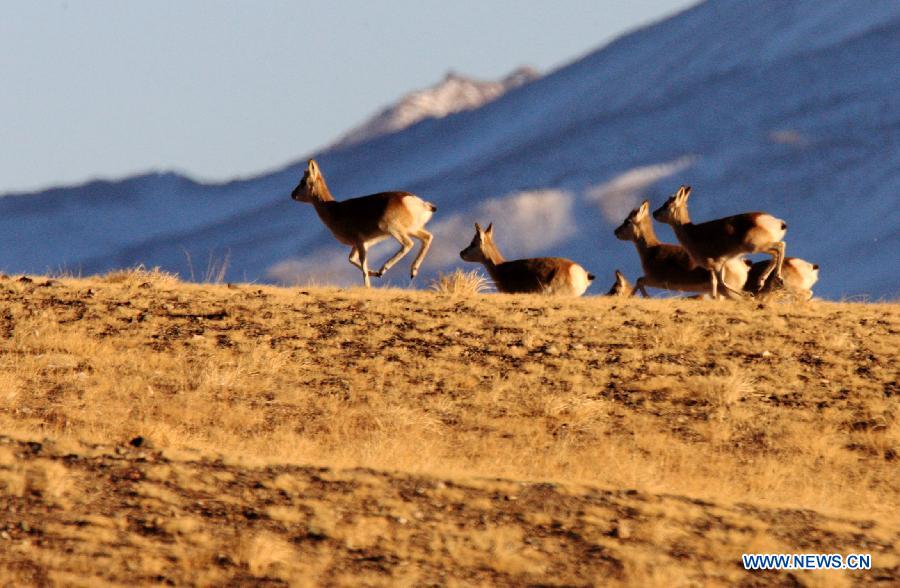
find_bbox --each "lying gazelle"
[614,200,749,298]
[460,223,594,296]
[744,257,819,300]
[291,159,436,287]
[606,270,635,297]
[652,185,787,299]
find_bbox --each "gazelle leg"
[709,268,719,300]
[409,229,433,278]
[357,241,371,288]
[757,242,786,288]
[636,277,650,298]
[717,266,746,299]
[373,231,413,277]
[348,246,363,271]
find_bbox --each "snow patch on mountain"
[332,67,539,148]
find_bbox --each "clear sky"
[0,0,695,193]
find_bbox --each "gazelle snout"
[614,220,632,241]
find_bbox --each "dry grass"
[428,268,491,295]
[0,274,897,585]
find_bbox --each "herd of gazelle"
[291,160,818,299]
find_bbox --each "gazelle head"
[291,159,327,203]
[652,185,692,225]
[614,200,651,241]
[606,270,634,297]
[460,222,497,263]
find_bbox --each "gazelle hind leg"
[373,231,413,277]
[757,242,786,288]
[409,229,433,278]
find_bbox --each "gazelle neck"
[633,216,661,250]
[309,178,336,204]
[480,241,506,271]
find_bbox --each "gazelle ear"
[615,269,626,283]
[474,222,483,233]
[307,159,320,177]
[680,185,692,201]
[485,222,494,236]
[638,200,650,217]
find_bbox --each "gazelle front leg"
[348,246,363,271]
[635,277,650,298]
[716,266,745,299]
[409,229,433,278]
[356,241,371,287]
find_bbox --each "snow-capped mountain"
[333,67,539,148]
[1,0,898,299]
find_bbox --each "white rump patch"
[756,214,787,242]
[586,156,696,223]
[568,264,591,297]
[786,258,819,290]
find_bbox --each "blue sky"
[0,0,695,193]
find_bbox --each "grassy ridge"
[0,272,897,585]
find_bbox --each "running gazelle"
[653,185,787,299]
[290,159,436,287]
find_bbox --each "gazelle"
[614,200,749,298]
[460,223,594,296]
[652,185,786,299]
[290,159,436,287]
[744,257,819,299]
[606,270,636,297]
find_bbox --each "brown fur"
[652,185,787,299]
[291,160,436,287]
[460,223,593,296]
[614,200,745,298]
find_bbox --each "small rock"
[396,517,408,525]
[761,350,772,358]
[612,521,632,539]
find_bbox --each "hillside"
[1,0,898,299]
[0,272,897,585]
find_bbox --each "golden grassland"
[0,270,897,586]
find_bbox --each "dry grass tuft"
[428,268,491,295]
[103,264,179,286]
[239,532,297,579]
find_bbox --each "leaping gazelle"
[291,159,436,287]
